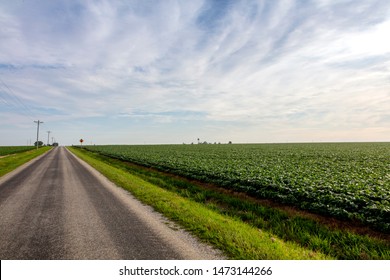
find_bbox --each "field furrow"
[82,143,390,232]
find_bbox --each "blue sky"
[0,0,389,145]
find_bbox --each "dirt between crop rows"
[119,159,390,243]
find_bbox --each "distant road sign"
[80,139,84,144]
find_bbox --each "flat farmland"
[0,146,35,156]
[83,143,390,233]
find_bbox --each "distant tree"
[228,141,232,144]
[34,141,44,147]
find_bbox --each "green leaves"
[0,146,35,156]
[83,143,390,232]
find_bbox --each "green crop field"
[82,143,390,233]
[0,146,35,156]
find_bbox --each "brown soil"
[117,158,390,243]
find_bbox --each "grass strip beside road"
[68,146,330,260]
[0,147,51,177]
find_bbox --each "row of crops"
[82,143,390,232]
[0,146,35,156]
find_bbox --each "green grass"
[68,146,331,260]
[0,146,51,177]
[0,146,36,156]
[80,143,390,232]
[69,146,390,260]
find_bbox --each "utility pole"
[47,131,51,146]
[34,120,43,149]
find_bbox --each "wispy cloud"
[0,0,389,145]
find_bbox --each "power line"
[0,82,16,106]
[0,89,12,106]
[0,75,51,147]
[0,76,36,121]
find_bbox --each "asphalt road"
[0,147,222,260]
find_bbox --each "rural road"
[0,147,222,260]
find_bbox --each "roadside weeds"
[68,146,331,260]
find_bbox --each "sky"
[0,0,389,146]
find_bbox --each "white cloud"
[0,0,389,145]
